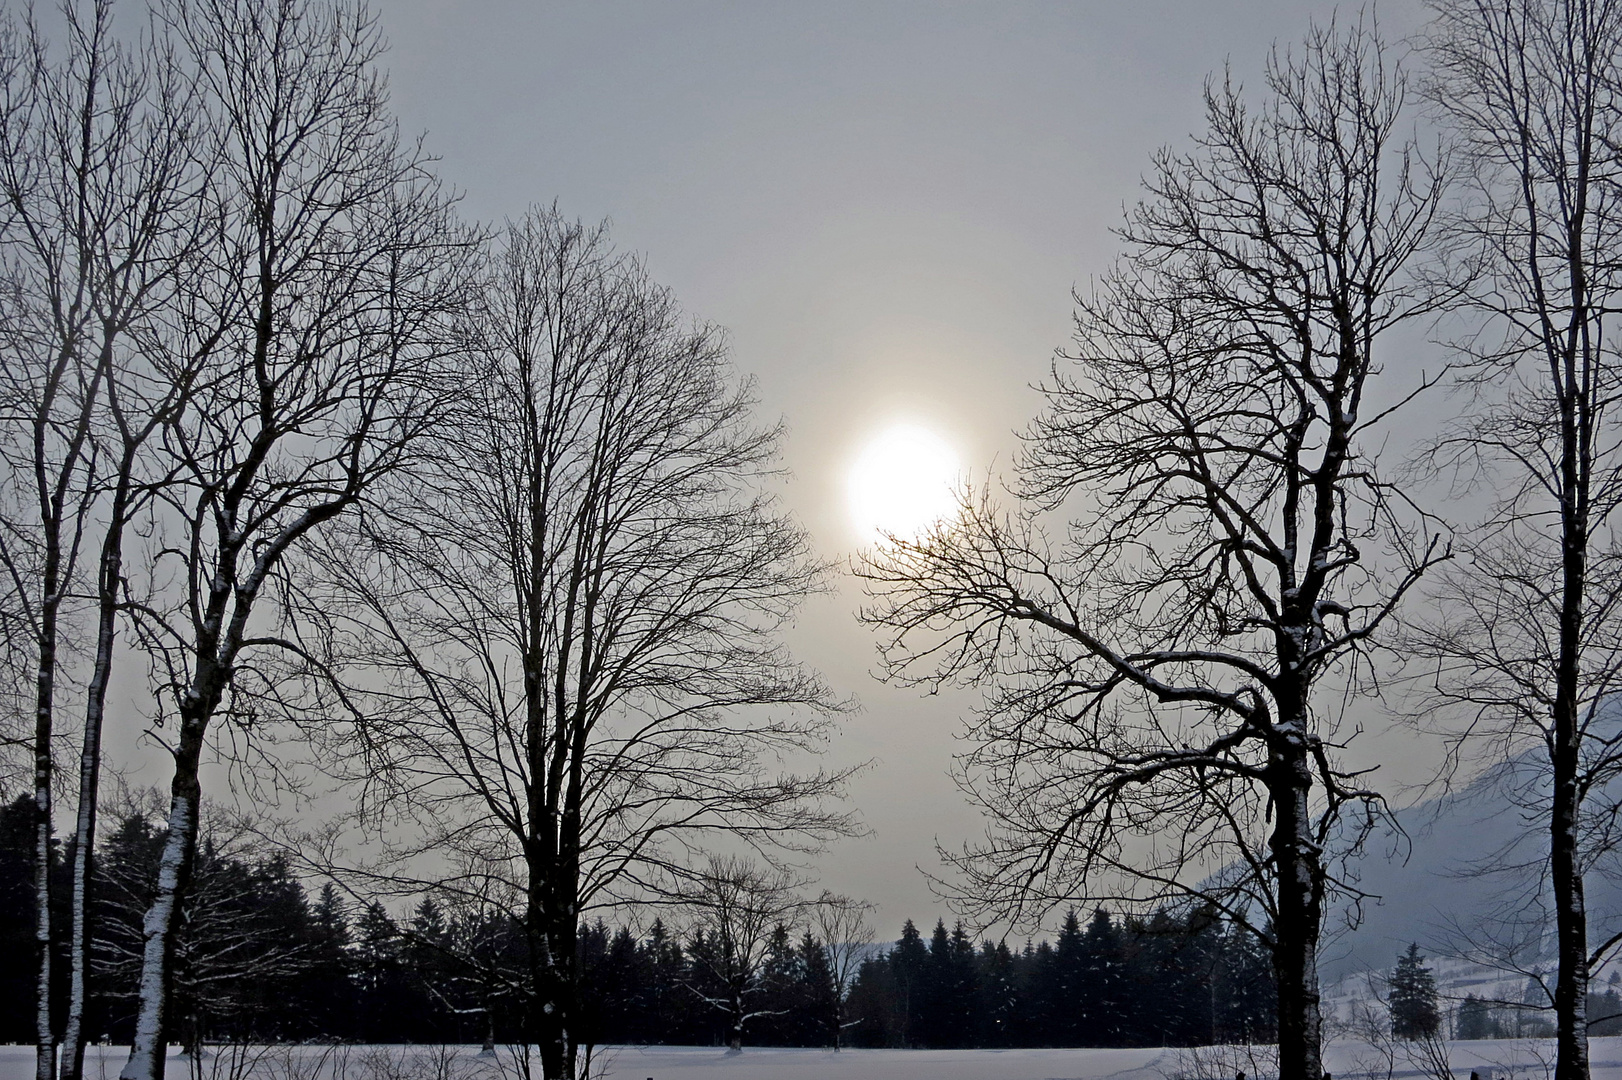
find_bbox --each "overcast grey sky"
[351,0,1433,932]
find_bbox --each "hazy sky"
[349,0,1433,933]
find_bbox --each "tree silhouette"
[1389,943,1440,1039]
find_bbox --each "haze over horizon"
[306,0,1441,937]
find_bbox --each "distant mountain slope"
[1323,765,1622,988]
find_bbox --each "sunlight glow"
[847,423,962,544]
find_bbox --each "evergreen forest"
[1,796,1281,1050]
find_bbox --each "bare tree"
[108,2,471,1077]
[16,9,208,1077]
[682,855,804,1054]
[0,4,204,1075]
[0,13,106,1076]
[860,22,1449,1079]
[810,891,874,1050]
[300,208,855,1080]
[1415,3,1622,1078]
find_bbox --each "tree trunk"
[727,996,743,1054]
[525,742,573,1080]
[1269,727,1324,1080]
[33,572,61,1080]
[63,506,126,1080]
[1552,789,1589,1080]
[526,876,576,1080]
[1553,433,1591,1080]
[119,685,214,1080]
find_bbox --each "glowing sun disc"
[847,423,961,543]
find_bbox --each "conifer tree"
[0,796,35,1041]
[1051,910,1085,1045]
[352,903,414,1042]
[978,940,1019,1047]
[1080,908,1121,1046]
[1213,918,1276,1044]
[798,931,838,1046]
[890,919,928,1047]
[1389,943,1441,1039]
[645,920,686,1044]
[1457,995,1496,1040]
[922,920,955,1047]
[756,924,802,1045]
[947,922,980,1047]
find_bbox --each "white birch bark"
[119,793,194,1080]
[61,572,117,1080]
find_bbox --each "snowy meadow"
[6,1042,1622,1080]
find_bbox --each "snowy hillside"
[1326,763,1622,984]
[1323,954,1560,1035]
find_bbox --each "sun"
[847,423,962,544]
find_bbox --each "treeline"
[1,795,1274,1050]
[838,909,1274,1049]
[1450,989,1622,1041]
[581,908,1276,1050]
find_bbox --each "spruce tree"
[797,931,837,1045]
[1389,943,1441,1039]
[1051,910,1085,1045]
[1080,908,1120,1046]
[1456,995,1495,1040]
[890,920,928,1047]
[977,940,1018,1047]
[1213,919,1276,1044]
[645,919,687,1043]
[756,924,802,1045]
[1,795,39,1041]
[946,922,980,1047]
[922,919,954,1047]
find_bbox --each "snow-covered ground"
[7,1040,1622,1080]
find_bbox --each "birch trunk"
[119,676,217,1080]
[62,493,128,1080]
[32,589,58,1080]
[26,420,87,1080]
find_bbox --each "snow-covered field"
[8,1040,1622,1080]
